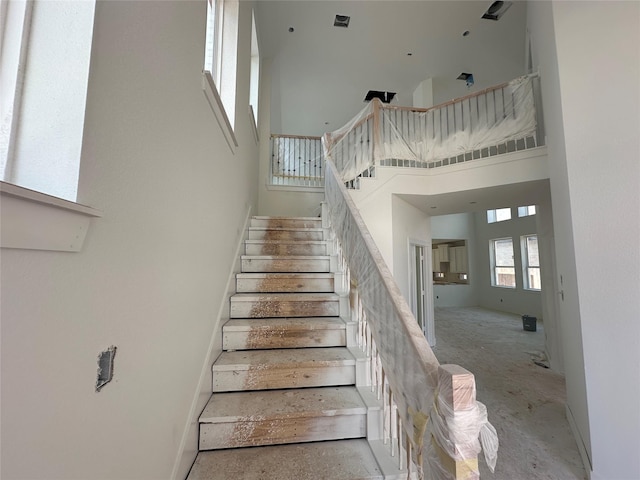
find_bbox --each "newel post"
[431,364,480,480]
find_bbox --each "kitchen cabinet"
[450,246,468,273]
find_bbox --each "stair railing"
[324,73,542,185]
[323,158,498,479]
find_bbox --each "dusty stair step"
[199,386,366,450]
[236,273,334,293]
[241,255,331,273]
[248,227,324,241]
[230,293,340,318]
[223,317,346,350]
[245,239,328,256]
[250,216,322,229]
[187,439,384,480]
[212,347,356,392]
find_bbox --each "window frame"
[487,207,512,223]
[521,234,541,291]
[490,237,516,289]
[518,205,537,217]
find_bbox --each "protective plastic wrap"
[323,160,499,478]
[324,75,537,183]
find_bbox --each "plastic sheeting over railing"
[270,134,324,187]
[324,158,498,479]
[324,75,540,183]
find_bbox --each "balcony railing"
[270,134,324,187]
[323,158,499,479]
[324,74,543,185]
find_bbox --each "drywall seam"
[170,205,252,480]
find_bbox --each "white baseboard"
[566,403,593,480]
[170,206,252,480]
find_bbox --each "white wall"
[257,58,325,217]
[431,212,479,307]
[391,195,434,344]
[8,0,95,201]
[0,2,260,479]
[539,3,640,478]
[527,1,593,471]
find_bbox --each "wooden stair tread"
[224,317,345,332]
[213,347,355,371]
[248,227,324,232]
[187,439,384,480]
[200,386,365,423]
[241,255,330,260]
[231,293,339,302]
[236,272,333,279]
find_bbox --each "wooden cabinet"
[437,244,449,262]
[450,246,468,273]
[432,248,441,272]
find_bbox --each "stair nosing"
[223,317,346,332]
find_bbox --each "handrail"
[324,74,542,185]
[323,157,498,478]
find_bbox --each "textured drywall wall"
[0,1,260,479]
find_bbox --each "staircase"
[187,216,386,480]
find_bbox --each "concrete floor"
[432,307,587,480]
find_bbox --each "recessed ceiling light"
[462,30,470,37]
[481,1,513,21]
[288,26,294,33]
[470,201,477,204]
[324,121,330,125]
[407,52,413,56]
[334,14,350,28]
[430,206,437,209]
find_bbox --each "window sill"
[248,105,259,145]
[202,71,237,153]
[0,181,101,252]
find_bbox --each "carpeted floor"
[432,306,587,480]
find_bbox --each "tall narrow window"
[490,238,516,288]
[487,207,512,223]
[203,0,222,85]
[249,10,260,126]
[522,234,541,290]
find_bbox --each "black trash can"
[522,315,537,332]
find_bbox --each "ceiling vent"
[334,15,351,28]
[457,73,474,87]
[364,90,396,103]
[481,1,512,21]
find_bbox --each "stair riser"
[212,366,355,392]
[236,276,334,293]
[199,415,366,450]
[251,218,322,229]
[248,230,324,241]
[245,243,327,256]
[223,328,346,350]
[242,258,330,273]
[230,300,339,318]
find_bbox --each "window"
[490,238,516,288]
[487,207,512,223]
[203,0,223,85]
[249,10,260,126]
[201,0,239,150]
[1,0,95,201]
[522,235,541,290]
[518,205,536,217]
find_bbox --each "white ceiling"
[256,0,529,136]
[398,179,550,217]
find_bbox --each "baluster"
[397,410,403,469]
